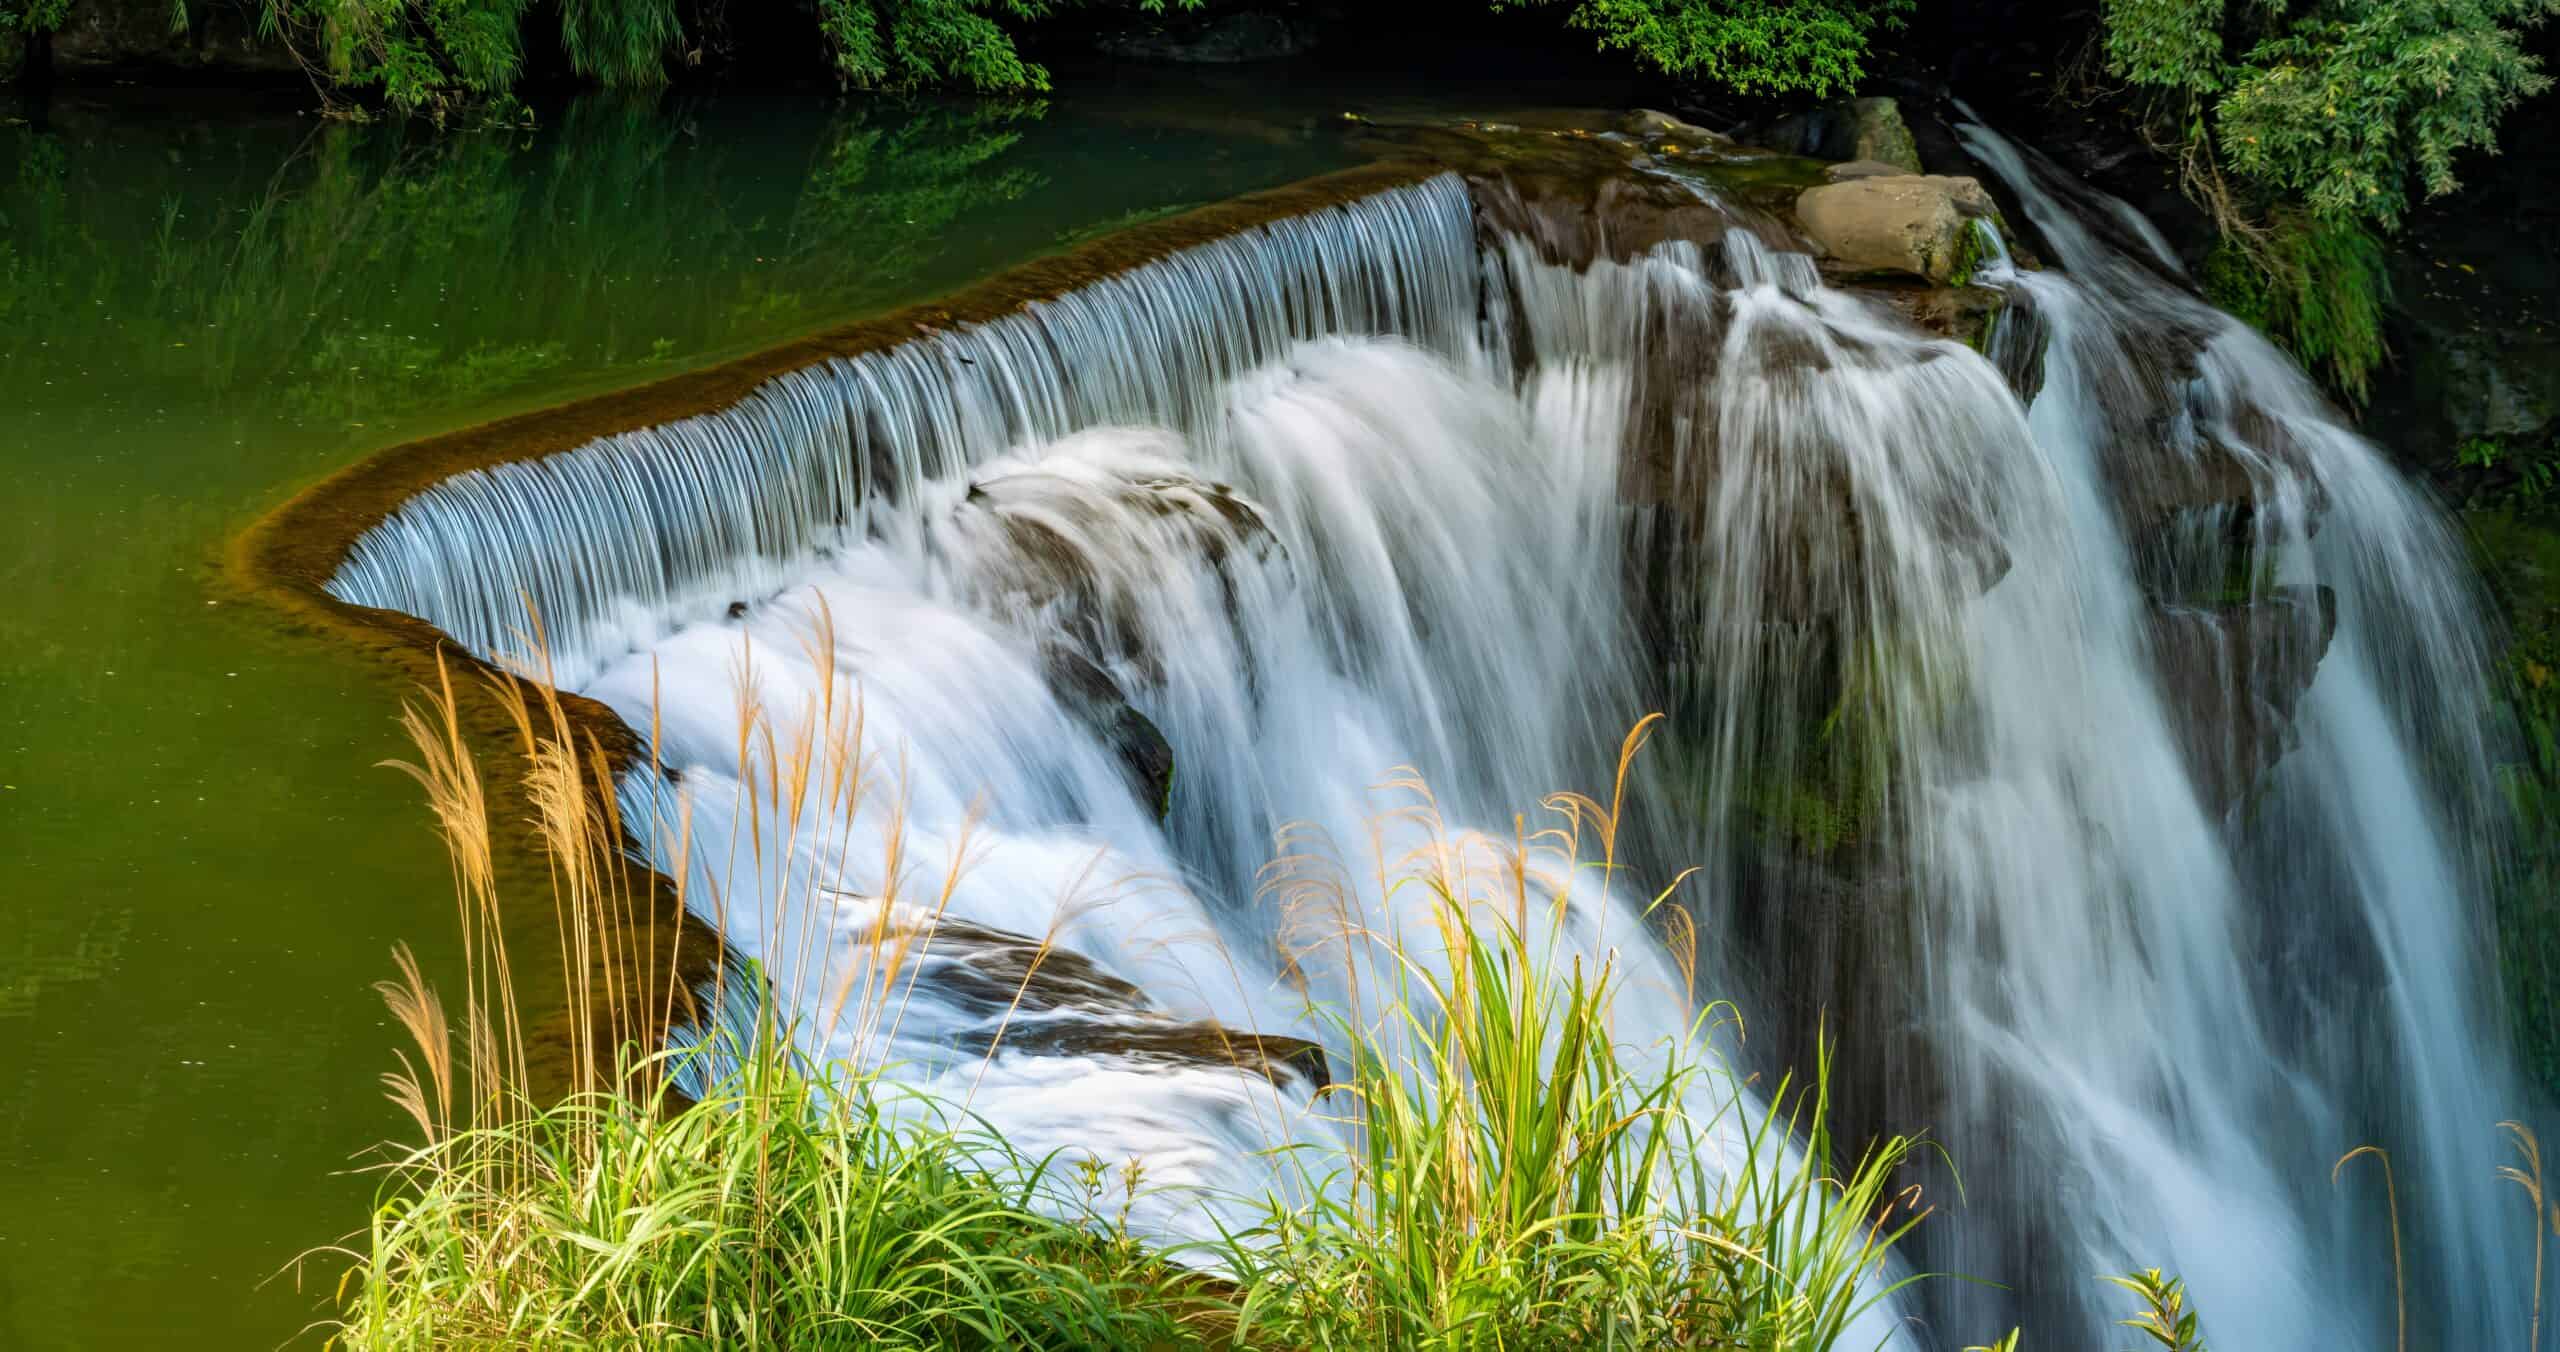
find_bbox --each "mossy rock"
[1849,98,1923,175]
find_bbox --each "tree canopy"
[1488,0,1912,96]
[2106,0,2560,231]
[2101,0,2560,397]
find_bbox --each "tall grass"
[318,649,1956,1347]
[1223,722,1934,1349]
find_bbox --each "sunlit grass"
[315,648,1954,1348]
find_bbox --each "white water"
[1921,122,2531,1345]
[330,141,2537,1348]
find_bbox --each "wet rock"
[1043,644,1177,818]
[1826,158,1917,184]
[1608,284,2014,632]
[1850,281,2021,369]
[2147,586,2339,816]
[2042,300,2325,544]
[1627,108,1733,151]
[1091,7,1320,63]
[882,915,1333,1092]
[1849,98,1924,174]
[1743,97,1925,173]
[1794,174,2002,284]
[1468,166,1736,270]
[51,0,296,76]
[956,461,1281,681]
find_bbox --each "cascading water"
[1891,120,2531,1345]
[327,131,2539,1348]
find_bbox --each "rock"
[2147,587,2339,816]
[1469,168,1733,270]
[1851,280,2038,396]
[1794,174,2002,283]
[1092,8,1319,64]
[1628,108,1732,149]
[1043,645,1177,819]
[1849,97,1923,174]
[871,914,1333,1091]
[1740,96,1924,172]
[955,459,1282,682]
[1826,159,1915,183]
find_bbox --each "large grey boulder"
[1794,174,2002,283]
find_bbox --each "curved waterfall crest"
[327,172,1480,679]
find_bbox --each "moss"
[1946,222,1995,289]
[2203,209,2389,406]
[1966,302,2002,355]
[2469,506,2560,1095]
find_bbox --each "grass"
[310,647,1963,1348]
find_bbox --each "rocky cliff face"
[29,0,296,80]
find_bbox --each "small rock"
[1628,108,1731,147]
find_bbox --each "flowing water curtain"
[1874,121,2531,1346]
[328,174,1479,682]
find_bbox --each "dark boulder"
[879,914,1333,1092]
[2147,586,2339,817]
[1043,644,1177,819]
[1090,5,1322,64]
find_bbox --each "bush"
[1486,0,1912,97]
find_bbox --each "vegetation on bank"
[326,657,1972,1347]
[2100,0,2560,400]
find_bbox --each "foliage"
[557,0,685,87]
[248,0,1202,112]
[256,0,537,118]
[2468,506,2560,1096]
[2102,0,2559,402]
[2105,1268,2209,1350]
[817,0,1053,92]
[2102,0,2560,228]
[0,0,74,37]
[2199,206,2389,404]
[1221,725,1935,1347]
[1488,0,1911,96]
[335,1039,1202,1346]
[2214,0,2560,233]
[2458,436,2560,503]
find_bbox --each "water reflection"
[0,96,1112,421]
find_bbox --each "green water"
[0,85,1359,1348]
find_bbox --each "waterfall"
[325,134,2536,1348]
[327,175,1479,682]
[1892,120,2528,1346]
